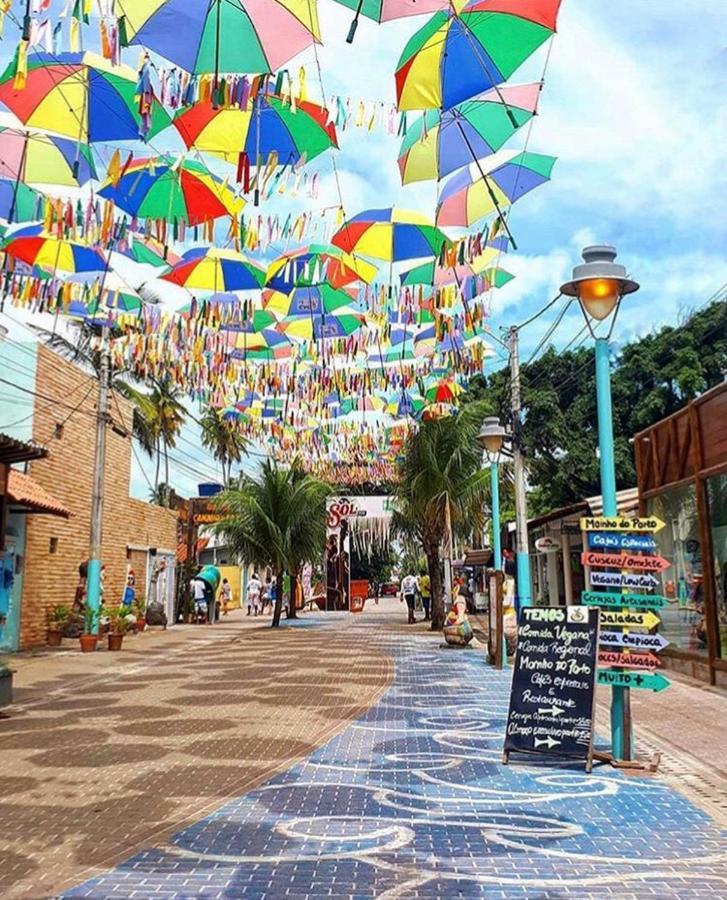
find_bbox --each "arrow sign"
[580,516,666,533]
[590,571,659,591]
[597,669,671,692]
[582,590,667,610]
[537,706,565,717]
[600,630,670,652]
[581,551,671,572]
[598,650,660,671]
[599,609,660,629]
[588,532,657,552]
[534,736,561,749]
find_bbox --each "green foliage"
[350,544,396,588]
[82,604,99,635]
[47,604,70,627]
[200,407,249,485]
[108,607,131,635]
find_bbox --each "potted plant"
[47,604,70,646]
[107,607,130,651]
[79,605,99,653]
[133,598,147,633]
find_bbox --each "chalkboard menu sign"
[502,606,599,771]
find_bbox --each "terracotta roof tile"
[6,469,72,518]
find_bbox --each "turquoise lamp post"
[477,416,507,570]
[561,245,640,761]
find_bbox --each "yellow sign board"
[599,609,660,629]
[580,515,665,533]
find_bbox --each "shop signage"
[580,515,666,533]
[589,571,659,591]
[598,650,660,671]
[597,669,671,692]
[581,590,667,610]
[535,536,560,552]
[599,609,660,629]
[588,532,657,552]
[502,606,599,770]
[581,551,671,572]
[599,630,670,652]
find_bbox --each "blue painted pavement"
[64,621,727,898]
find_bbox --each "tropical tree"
[200,407,249,485]
[151,382,186,487]
[393,403,489,630]
[213,461,328,626]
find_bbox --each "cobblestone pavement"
[54,607,727,900]
[0,611,392,899]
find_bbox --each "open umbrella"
[0,177,44,223]
[0,125,96,186]
[331,207,449,262]
[174,94,337,166]
[116,0,320,76]
[395,0,561,110]
[436,149,556,227]
[117,232,181,267]
[266,244,376,291]
[98,156,244,225]
[265,283,358,319]
[398,83,540,184]
[162,246,265,293]
[0,52,170,142]
[401,258,513,289]
[1,229,107,274]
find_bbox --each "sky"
[0,0,725,498]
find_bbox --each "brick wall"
[19,345,177,648]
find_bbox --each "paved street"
[3,604,727,898]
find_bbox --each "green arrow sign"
[582,591,667,610]
[597,669,671,692]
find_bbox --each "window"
[49,536,58,554]
[648,484,706,654]
[706,471,727,658]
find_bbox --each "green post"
[490,461,501,570]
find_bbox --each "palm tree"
[393,403,489,630]
[213,461,328,626]
[152,382,186,487]
[200,407,249,485]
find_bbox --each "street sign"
[503,606,599,769]
[535,536,560,552]
[598,650,660,671]
[580,516,666,533]
[581,590,667,610]
[581,551,671,572]
[597,669,670,692]
[599,609,660,629]
[600,630,670,652]
[588,532,657,552]
[590,571,659,591]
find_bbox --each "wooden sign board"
[589,571,659,591]
[581,551,671,572]
[588,532,657,552]
[580,516,666,533]
[581,590,667,610]
[503,606,599,772]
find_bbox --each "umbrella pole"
[453,119,517,250]
[213,0,222,98]
[346,0,365,44]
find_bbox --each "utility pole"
[86,329,110,633]
[508,326,532,608]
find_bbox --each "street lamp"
[478,417,507,572]
[561,244,640,762]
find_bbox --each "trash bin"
[350,580,368,613]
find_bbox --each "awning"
[0,432,48,466]
[6,469,71,518]
[462,548,493,567]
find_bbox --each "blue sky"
[0,0,725,497]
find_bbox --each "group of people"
[244,572,277,616]
[399,571,431,624]
[191,572,232,624]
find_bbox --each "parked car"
[379,581,399,596]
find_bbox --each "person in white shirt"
[192,577,207,623]
[247,573,262,616]
[400,573,418,625]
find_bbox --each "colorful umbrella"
[331,207,450,262]
[436,149,556,226]
[0,52,170,142]
[116,0,320,74]
[266,244,376,291]
[398,83,540,184]
[1,230,107,274]
[265,283,359,319]
[395,0,561,110]
[174,94,337,165]
[0,176,44,223]
[231,328,292,359]
[401,258,513,289]
[118,233,181,267]
[162,246,265,293]
[98,156,244,225]
[279,311,364,340]
[0,125,96,187]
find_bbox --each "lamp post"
[561,245,639,761]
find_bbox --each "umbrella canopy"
[0,52,170,142]
[162,246,265,292]
[98,156,244,225]
[331,207,450,262]
[265,283,358,318]
[231,328,292,359]
[0,177,44,223]
[1,230,107,274]
[398,83,540,184]
[174,94,337,165]
[66,271,144,313]
[266,244,376,291]
[395,0,561,110]
[116,0,320,74]
[401,257,513,288]
[436,149,556,226]
[330,0,464,23]
[279,311,364,340]
[0,125,96,186]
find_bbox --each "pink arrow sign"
[581,551,671,572]
[598,650,660,672]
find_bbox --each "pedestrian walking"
[262,576,273,614]
[247,572,262,616]
[401,572,418,625]
[220,578,232,616]
[192,576,207,623]
[418,571,431,621]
